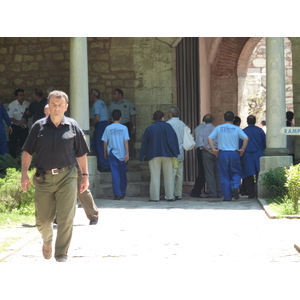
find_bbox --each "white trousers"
[173,160,183,197]
[149,157,174,200]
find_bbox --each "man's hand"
[213,149,220,157]
[21,173,30,192]
[79,176,89,193]
[237,149,245,156]
[124,153,129,163]
[8,126,12,134]
[131,127,136,135]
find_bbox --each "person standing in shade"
[0,102,12,155]
[233,116,241,127]
[199,114,222,199]
[208,111,248,201]
[21,90,90,262]
[286,111,295,164]
[240,115,266,199]
[102,109,130,200]
[90,89,110,172]
[22,88,47,124]
[7,88,30,158]
[166,107,186,200]
[259,120,267,134]
[190,116,206,198]
[107,89,137,137]
[139,110,179,202]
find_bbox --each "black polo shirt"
[23,116,89,170]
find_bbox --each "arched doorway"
[238,37,293,128]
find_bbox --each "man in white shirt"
[7,88,30,158]
[167,107,186,200]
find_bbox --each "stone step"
[93,182,150,198]
[98,171,142,184]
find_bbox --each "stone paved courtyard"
[3,196,300,263]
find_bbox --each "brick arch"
[210,37,250,125]
[237,37,263,78]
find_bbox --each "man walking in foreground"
[208,111,248,201]
[21,90,90,262]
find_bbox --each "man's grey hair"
[169,106,180,118]
[48,90,69,104]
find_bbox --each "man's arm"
[130,114,136,135]
[237,137,249,156]
[103,141,108,159]
[76,155,89,193]
[208,137,219,157]
[124,140,129,163]
[21,151,32,192]
[90,114,100,127]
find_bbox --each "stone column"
[264,37,288,155]
[69,37,90,145]
[258,38,292,198]
[289,37,300,164]
[69,37,98,190]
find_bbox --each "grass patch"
[265,197,300,217]
[0,212,35,228]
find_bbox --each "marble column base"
[264,148,290,156]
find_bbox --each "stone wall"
[0,37,70,103]
[0,37,177,155]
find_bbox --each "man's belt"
[43,165,73,175]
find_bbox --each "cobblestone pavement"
[3,195,300,263]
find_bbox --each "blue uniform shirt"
[92,99,108,122]
[208,123,247,150]
[102,123,130,161]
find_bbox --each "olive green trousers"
[33,166,78,260]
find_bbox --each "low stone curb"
[257,197,300,219]
[0,228,39,262]
[256,198,277,219]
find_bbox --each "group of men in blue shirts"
[90,88,136,200]
[207,111,266,201]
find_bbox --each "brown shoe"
[42,244,52,259]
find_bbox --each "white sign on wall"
[280,127,300,135]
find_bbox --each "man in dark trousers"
[240,115,266,199]
[21,90,89,262]
[190,116,206,198]
[7,88,30,158]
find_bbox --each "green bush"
[0,154,21,178]
[260,167,288,198]
[0,168,35,213]
[285,164,300,214]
